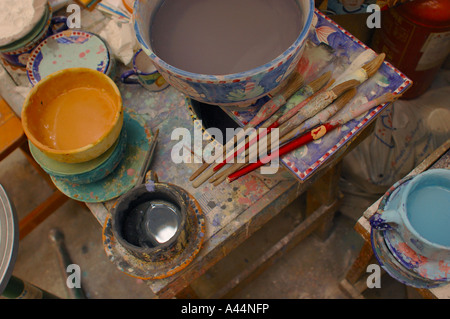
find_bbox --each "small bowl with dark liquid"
[111,180,190,263]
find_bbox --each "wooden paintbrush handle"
[227,122,338,182]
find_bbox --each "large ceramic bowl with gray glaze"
[133,0,314,109]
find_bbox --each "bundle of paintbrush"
[190,71,332,188]
[227,92,401,183]
[208,79,358,186]
[189,71,305,182]
[210,71,333,173]
[209,53,387,186]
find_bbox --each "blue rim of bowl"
[133,0,314,81]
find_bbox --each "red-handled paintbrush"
[227,92,400,183]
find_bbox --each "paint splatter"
[398,242,428,266]
[207,201,216,209]
[145,180,155,192]
[438,260,450,276]
[212,214,221,227]
[97,45,105,54]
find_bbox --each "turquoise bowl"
[29,127,127,185]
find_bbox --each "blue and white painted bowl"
[133,0,314,109]
[26,30,114,86]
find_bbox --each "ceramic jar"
[111,175,190,263]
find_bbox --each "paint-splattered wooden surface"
[86,76,306,296]
[84,10,413,295]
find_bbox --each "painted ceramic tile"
[228,9,412,182]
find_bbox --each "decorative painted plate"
[227,9,412,182]
[26,30,111,85]
[371,226,447,289]
[51,109,154,202]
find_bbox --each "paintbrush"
[211,71,333,174]
[331,53,386,89]
[244,71,304,128]
[243,79,359,161]
[279,88,357,144]
[210,80,359,184]
[276,79,360,137]
[190,71,304,187]
[261,53,386,153]
[260,71,332,129]
[214,54,387,185]
[227,92,400,183]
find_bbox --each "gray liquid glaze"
[121,200,181,248]
[150,0,303,75]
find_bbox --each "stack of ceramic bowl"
[26,30,116,86]
[21,68,127,185]
[0,0,67,72]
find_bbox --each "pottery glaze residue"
[38,87,118,150]
[150,0,303,75]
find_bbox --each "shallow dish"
[22,68,123,164]
[27,30,113,86]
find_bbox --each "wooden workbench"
[84,74,379,298]
[0,6,407,298]
[340,139,450,299]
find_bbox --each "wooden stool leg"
[176,285,200,299]
[19,190,69,240]
[305,162,342,240]
[19,142,56,188]
[345,240,374,284]
[339,240,376,298]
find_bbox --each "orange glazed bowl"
[21,68,123,163]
